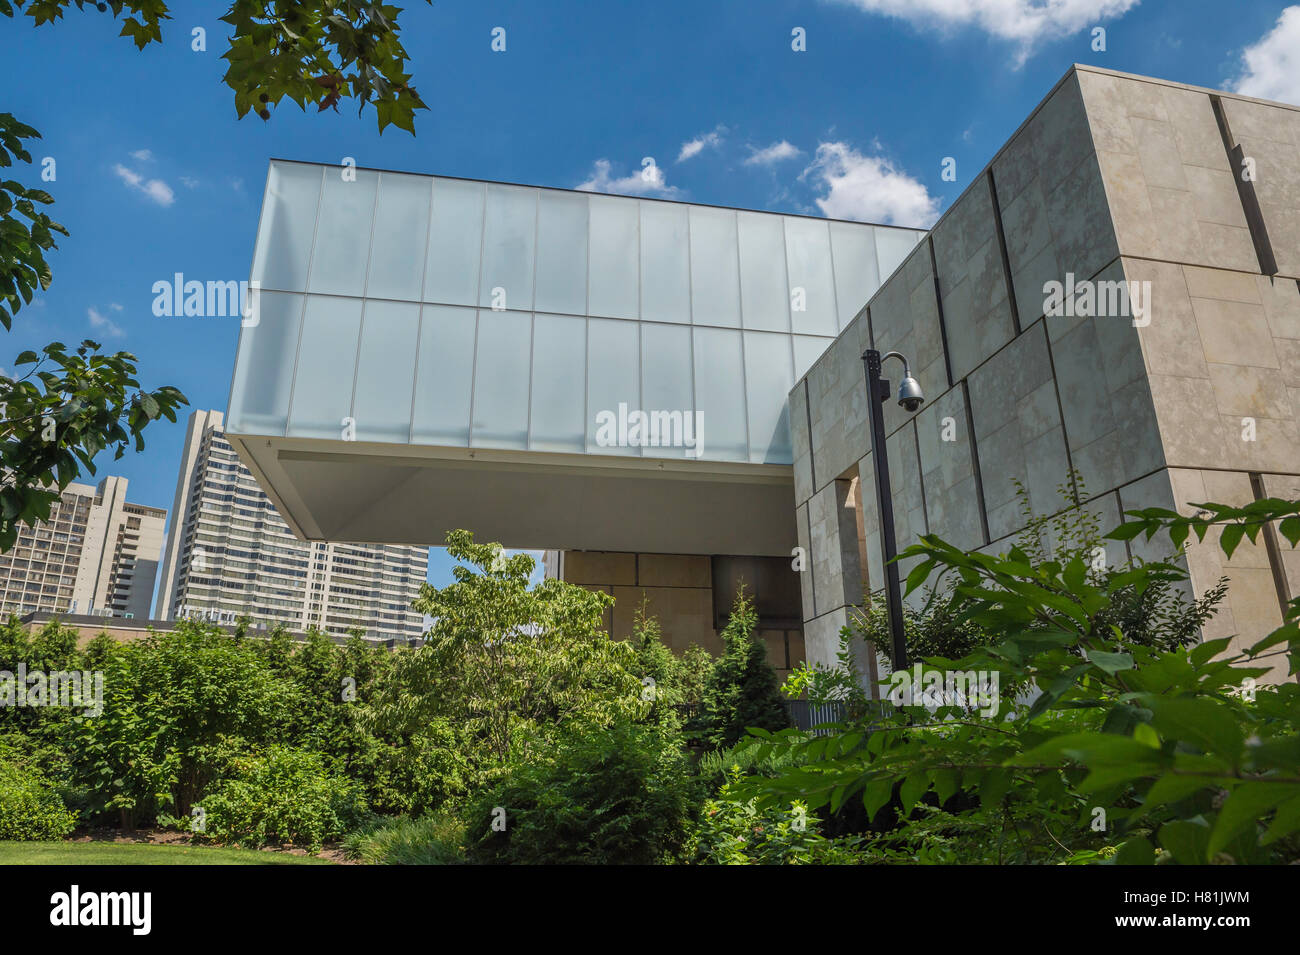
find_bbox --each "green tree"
[373,531,643,770]
[731,499,1300,865]
[61,622,304,826]
[629,601,685,729]
[464,721,697,865]
[2,1,439,550]
[700,589,790,748]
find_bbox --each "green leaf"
[1086,650,1134,675]
[1208,782,1300,858]
[1147,697,1243,761]
[1133,722,1160,749]
[1219,523,1245,560]
[1113,836,1155,866]
[1105,521,1148,542]
[979,768,1012,810]
[862,777,893,821]
[932,768,959,805]
[1260,794,1300,846]
[899,771,929,816]
[1141,772,1210,814]
[1189,637,1233,666]
[1158,819,1210,865]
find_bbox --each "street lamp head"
[897,375,924,412]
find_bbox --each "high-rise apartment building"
[155,409,428,641]
[0,476,165,620]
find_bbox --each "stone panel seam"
[986,167,1023,336]
[1209,93,1280,277]
[927,235,956,388]
[961,379,993,546]
[1250,472,1295,617]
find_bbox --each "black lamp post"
[861,349,924,672]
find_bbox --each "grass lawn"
[0,841,337,865]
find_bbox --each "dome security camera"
[897,375,924,412]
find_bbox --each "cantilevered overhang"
[226,161,925,555]
[228,434,796,555]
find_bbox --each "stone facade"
[792,66,1300,684]
[548,550,805,679]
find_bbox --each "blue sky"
[5,0,1298,593]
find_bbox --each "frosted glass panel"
[227,291,303,434]
[479,185,536,311]
[640,323,694,457]
[288,296,364,438]
[424,178,484,306]
[530,313,586,451]
[471,310,531,448]
[587,195,639,319]
[830,222,880,329]
[587,319,639,454]
[737,212,789,332]
[744,331,794,463]
[688,206,740,327]
[252,163,322,292]
[793,335,832,380]
[692,327,747,461]
[308,170,378,296]
[411,305,476,445]
[535,191,589,315]
[352,301,421,442]
[639,202,690,324]
[876,228,920,282]
[367,173,431,301]
[784,217,837,336]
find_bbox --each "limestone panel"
[564,551,637,586]
[1044,260,1164,495]
[855,453,885,598]
[1220,97,1300,280]
[807,479,864,615]
[933,175,1017,381]
[915,384,985,551]
[1135,261,1300,475]
[637,554,711,588]
[790,379,814,505]
[803,606,849,671]
[885,421,928,604]
[806,310,871,494]
[870,241,949,437]
[1169,468,1288,684]
[1115,468,1180,565]
[967,323,1072,539]
[796,501,815,622]
[1262,473,1300,603]
[994,73,1119,327]
[611,584,717,653]
[1080,71,1257,272]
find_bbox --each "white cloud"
[830,0,1139,65]
[677,126,726,162]
[113,163,175,206]
[87,306,124,338]
[130,149,154,161]
[1230,5,1300,106]
[180,176,200,189]
[575,159,682,198]
[802,142,940,227]
[744,140,802,166]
